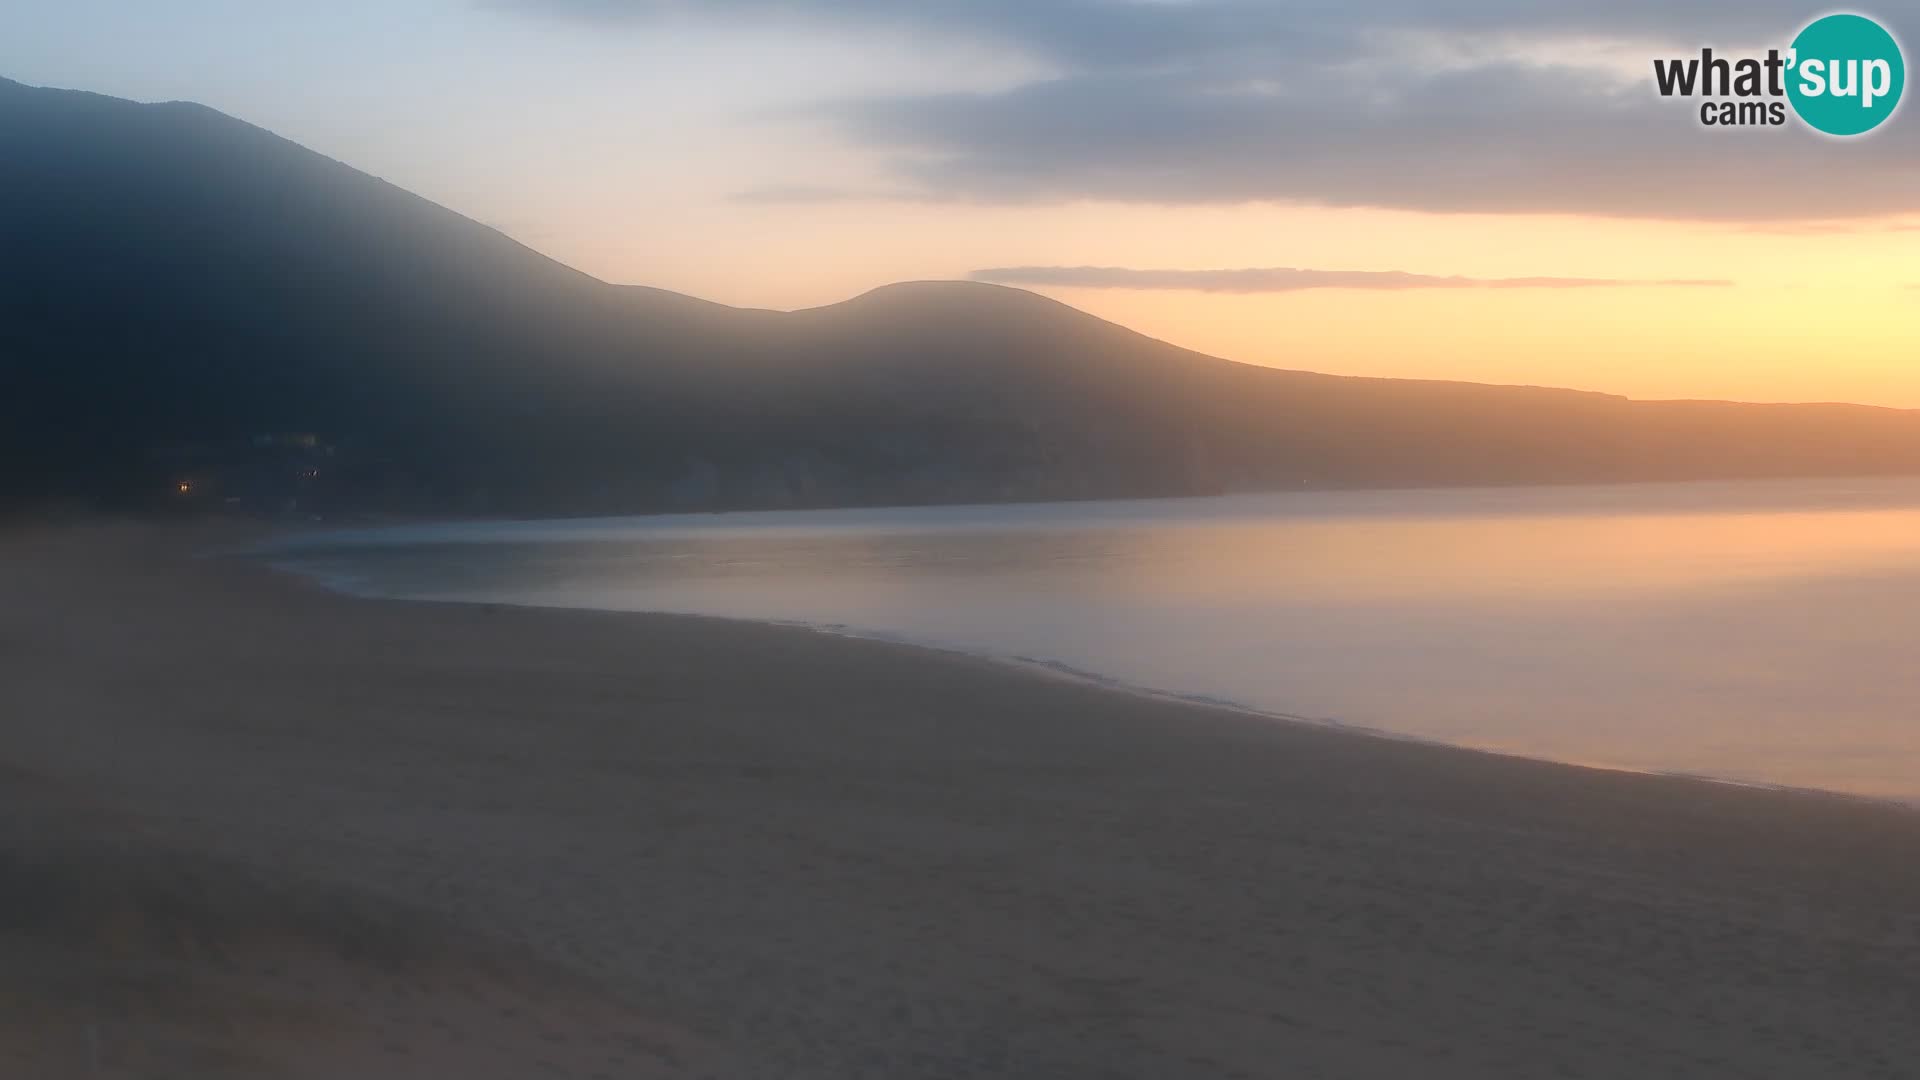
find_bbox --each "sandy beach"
[4,521,1920,1079]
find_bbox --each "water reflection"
[274,477,1920,800]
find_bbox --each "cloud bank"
[500,0,1920,221]
[970,266,1735,292]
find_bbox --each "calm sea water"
[267,477,1920,800]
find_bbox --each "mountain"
[6,75,1920,516]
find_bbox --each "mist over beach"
[7,1,1920,1077]
[264,477,1920,801]
[10,522,1920,1079]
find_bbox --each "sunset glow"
[7,0,1915,404]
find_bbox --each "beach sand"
[4,521,1919,1079]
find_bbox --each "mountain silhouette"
[6,75,1920,515]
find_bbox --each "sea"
[262,476,1920,801]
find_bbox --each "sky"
[3,0,1919,405]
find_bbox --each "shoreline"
[260,545,1920,814]
[225,471,1920,545]
[616,613,1920,813]
[10,520,1920,1078]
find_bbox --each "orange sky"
[533,199,1920,408]
[5,2,1915,407]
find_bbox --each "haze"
[5,0,1917,406]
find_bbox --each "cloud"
[729,182,923,204]
[834,64,1920,221]
[495,1,1821,63]
[494,0,1920,221]
[1736,219,1920,235]
[971,265,1734,292]
[492,0,1343,67]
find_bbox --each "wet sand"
[4,521,1919,1079]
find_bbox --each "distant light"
[176,481,192,494]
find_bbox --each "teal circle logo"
[1787,13,1905,136]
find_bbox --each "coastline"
[261,539,1920,813]
[8,520,1920,1078]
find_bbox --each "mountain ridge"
[5,75,1919,515]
